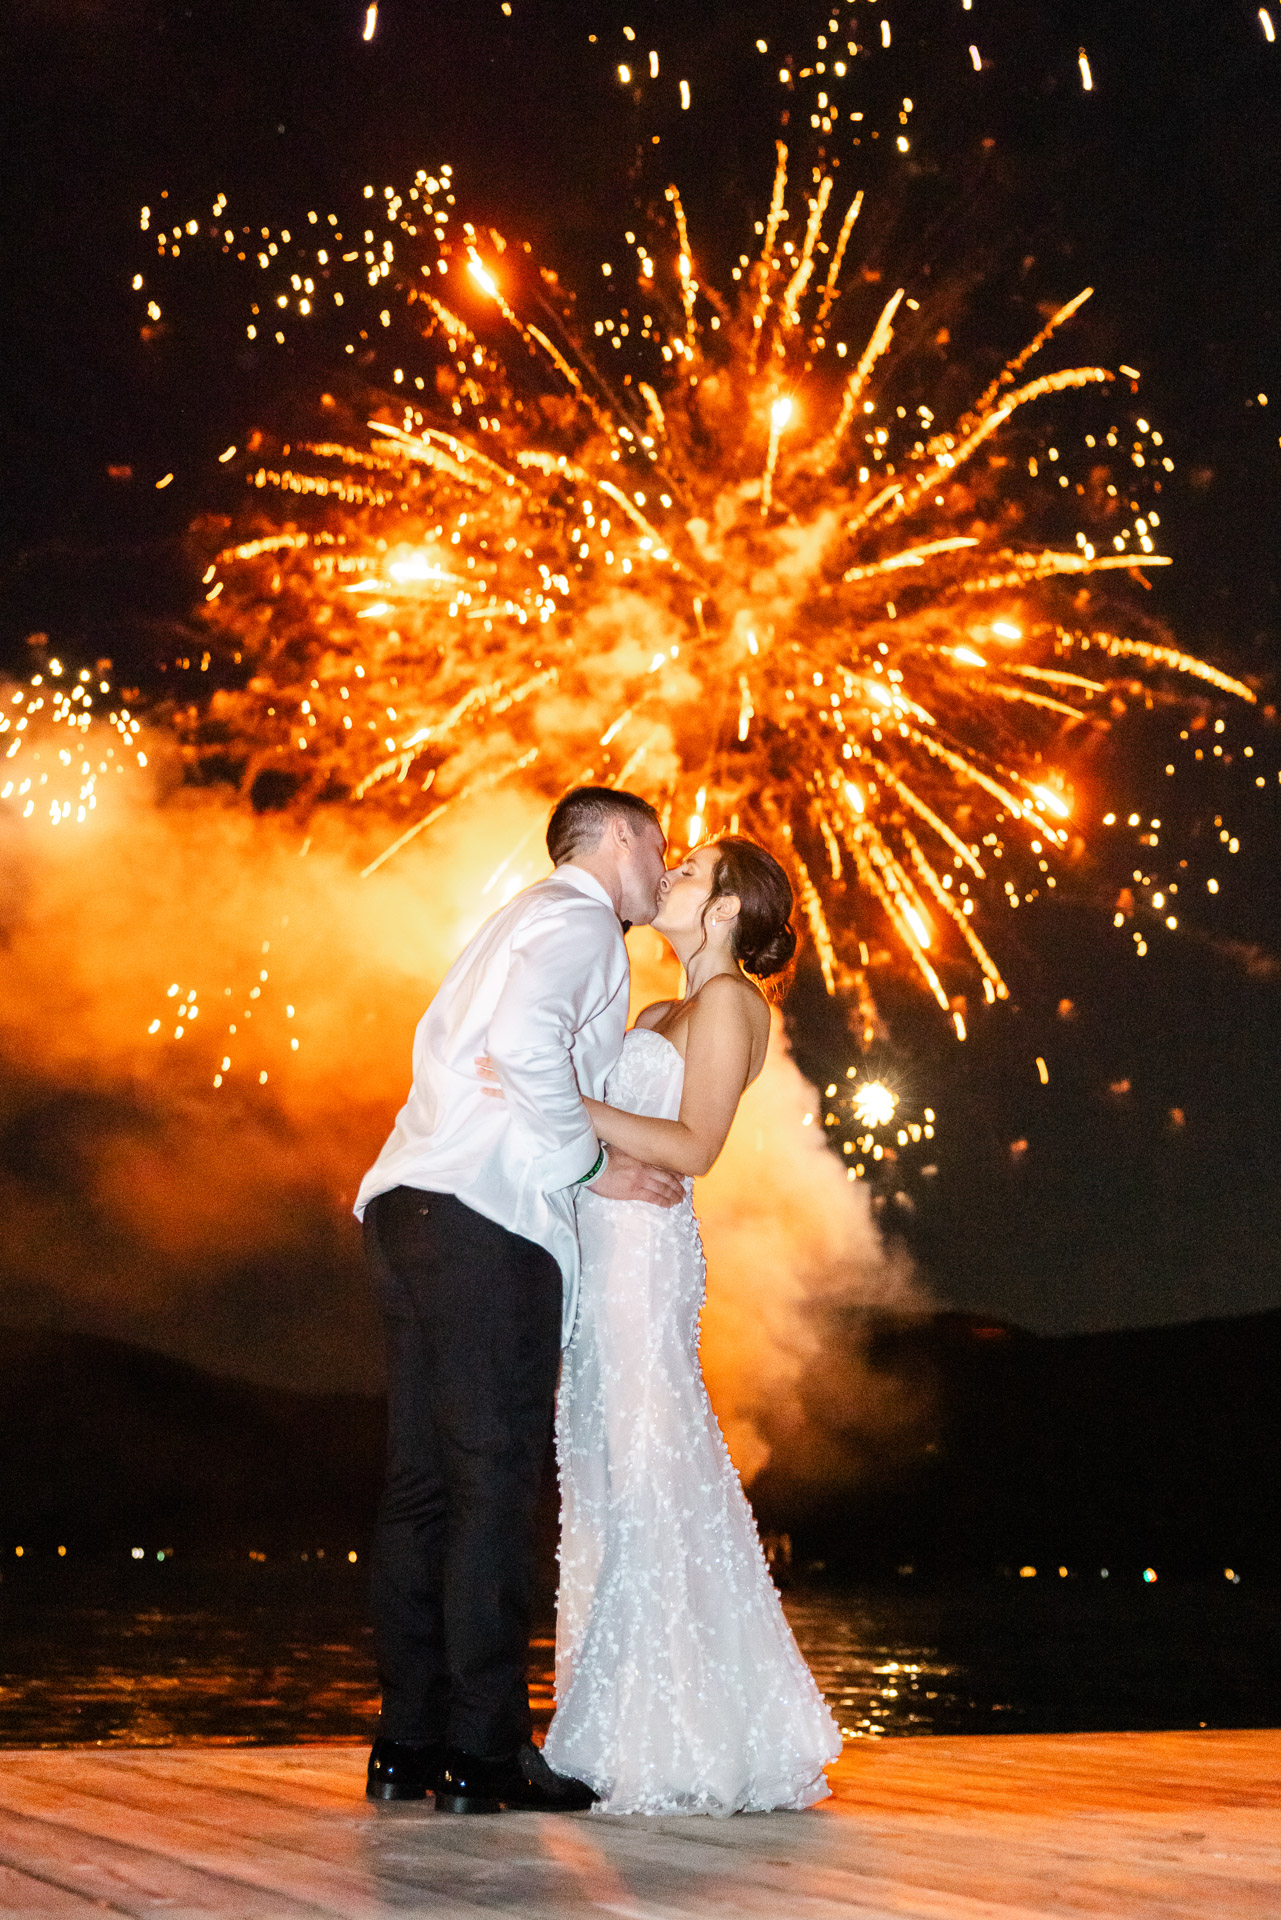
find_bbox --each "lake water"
[1,1560,1278,1748]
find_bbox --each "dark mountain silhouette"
[2,1311,1279,1578]
[0,1330,383,1555]
[753,1308,1281,1580]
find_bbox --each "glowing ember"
[852,1081,897,1129]
[0,662,136,827]
[83,130,1259,1047]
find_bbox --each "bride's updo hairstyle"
[704,836,799,991]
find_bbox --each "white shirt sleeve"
[485,901,611,1192]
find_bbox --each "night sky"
[2,0,1280,1354]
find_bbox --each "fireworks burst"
[145,139,1251,1056]
[13,6,1260,1101]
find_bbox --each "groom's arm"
[484,906,615,1192]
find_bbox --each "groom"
[355,786,679,1814]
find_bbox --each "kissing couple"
[356,786,840,1817]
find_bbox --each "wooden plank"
[0,1801,325,1917]
[498,1807,1281,1920]
[0,1734,1277,1919]
[0,1854,123,1917]
[0,1765,409,1920]
[117,1746,371,1812]
[830,1728,1281,1813]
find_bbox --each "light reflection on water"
[0,1568,1277,1747]
[0,1596,381,1747]
[782,1597,970,1739]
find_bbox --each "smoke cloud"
[0,754,929,1485]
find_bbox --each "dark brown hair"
[705,835,798,984]
[546,786,663,865]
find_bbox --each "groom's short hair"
[547,786,662,865]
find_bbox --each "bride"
[542,834,841,1816]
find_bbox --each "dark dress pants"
[363,1185,562,1757]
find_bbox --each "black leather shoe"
[436,1741,598,1815]
[366,1737,446,1801]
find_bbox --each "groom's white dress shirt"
[354,865,630,1343]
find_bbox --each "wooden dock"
[0,1730,1278,1916]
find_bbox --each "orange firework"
[139,147,1252,1045]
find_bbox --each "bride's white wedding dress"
[543,1027,841,1816]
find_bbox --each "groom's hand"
[590,1145,684,1208]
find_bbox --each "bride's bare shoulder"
[690,972,771,1040]
[696,972,769,1013]
[634,999,678,1030]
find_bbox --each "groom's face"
[617,820,669,927]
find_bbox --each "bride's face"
[652,844,721,938]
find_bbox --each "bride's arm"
[582,977,760,1178]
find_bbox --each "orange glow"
[467,257,499,300]
[90,139,1251,1053]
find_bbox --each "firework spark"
[141,142,1255,1055]
[0,659,135,827]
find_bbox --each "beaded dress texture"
[543,1027,841,1816]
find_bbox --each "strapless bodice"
[603,1026,685,1122]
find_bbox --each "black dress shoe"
[366,1736,446,1801]
[436,1741,598,1815]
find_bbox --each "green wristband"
[576,1146,607,1185]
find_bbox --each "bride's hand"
[474,1054,505,1099]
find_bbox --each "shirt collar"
[553,864,618,916]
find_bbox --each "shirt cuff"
[575,1145,607,1186]
[540,1127,603,1192]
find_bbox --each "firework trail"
[1,13,1260,1154]
[0,13,1269,1481]
[131,141,1246,1051]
